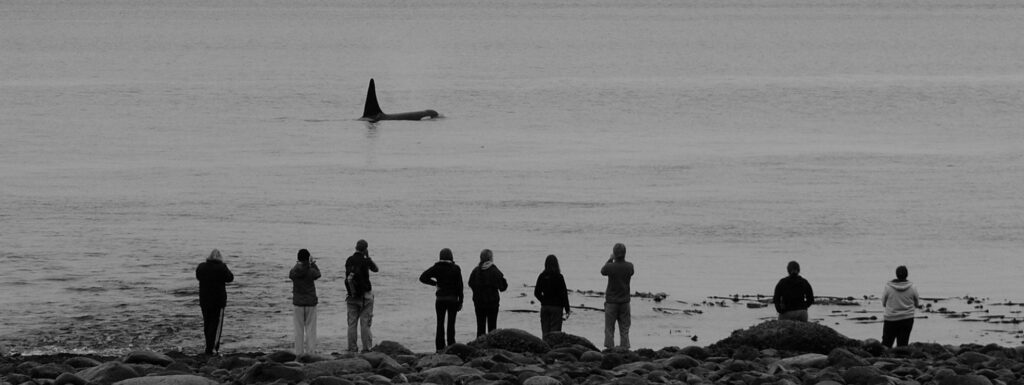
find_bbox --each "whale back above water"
[360,78,439,122]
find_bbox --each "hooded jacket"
[468,262,508,307]
[420,261,464,303]
[883,280,919,321]
[534,270,570,309]
[196,259,234,308]
[290,261,321,306]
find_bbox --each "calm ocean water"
[2,0,1023,354]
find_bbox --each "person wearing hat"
[345,239,379,352]
[882,265,919,347]
[419,248,464,352]
[290,248,321,355]
[196,248,234,355]
[468,249,508,337]
[773,261,814,322]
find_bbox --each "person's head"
[895,265,908,280]
[787,261,800,276]
[612,243,626,261]
[208,249,223,262]
[479,249,493,265]
[298,249,310,263]
[439,248,453,261]
[356,239,368,254]
[544,254,560,274]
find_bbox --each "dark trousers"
[200,305,225,354]
[540,305,564,336]
[474,304,499,337]
[435,299,459,351]
[882,318,915,347]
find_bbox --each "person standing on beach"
[882,265,919,348]
[345,239,378,352]
[534,254,571,336]
[773,261,814,322]
[468,249,508,337]
[600,243,634,350]
[419,248,464,352]
[290,249,321,355]
[196,249,234,355]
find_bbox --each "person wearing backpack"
[468,249,508,337]
[345,239,379,352]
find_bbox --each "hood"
[887,280,914,292]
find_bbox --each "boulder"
[53,372,88,385]
[772,353,828,369]
[238,362,305,384]
[30,363,72,379]
[112,375,218,385]
[303,358,373,378]
[841,366,886,385]
[828,348,869,368]
[711,320,858,354]
[664,354,700,370]
[123,352,174,367]
[421,366,484,385]
[443,343,480,361]
[939,374,993,385]
[957,351,993,367]
[415,354,463,369]
[372,341,413,356]
[580,351,603,363]
[468,329,550,354]
[543,332,599,352]
[77,361,141,385]
[63,357,102,369]
[523,375,562,385]
[309,376,354,385]
[264,351,297,363]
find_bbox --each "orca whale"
[359,78,439,122]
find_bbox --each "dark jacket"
[290,261,321,306]
[534,271,569,309]
[468,263,508,307]
[773,274,814,313]
[196,259,234,308]
[420,261,464,303]
[345,252,378,298]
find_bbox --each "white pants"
[293,306,317,355]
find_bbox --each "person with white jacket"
[882,265,919,348]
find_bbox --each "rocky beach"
[3,322,1023,385]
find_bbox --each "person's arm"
[223,264,234,283]
[497,270,508,292]
[366,257,379,273]
[196,264,203,281]
[773,281,784,313]
[913,287,920,307]
[805,281,814,307]
[456,267,464,304]
[468,268,479,290]
[310,262,321,280]
[419,266,436,286]
[289,264,302,280]
[559,275,571,314]
[534,275,544,302]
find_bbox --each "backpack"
[345,253,372,298]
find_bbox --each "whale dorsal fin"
[362,78,383,119]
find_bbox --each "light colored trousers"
[604,302,631,349]
[347,292,374,352]
[294,305,317,355]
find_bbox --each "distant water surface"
[2,0,1023,353]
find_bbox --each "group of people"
[773,261,921,348]
[195,242,918,356]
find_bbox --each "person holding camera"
[345,239,379,352]
[196,248,234,355]
[290,249,321,355]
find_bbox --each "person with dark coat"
[345,239,379,352]
[467,249,508,337]
[290,249,321,355]
[773,261,814,322]
[195,249,234,355]
[534,254,571,336]
[419,248,464,352]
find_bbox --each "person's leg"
[293,306,305,355]
[214,307,225,353]
[474,304,486,337]
[201,306,215,354]
[346,301,360,352]
[881,320,896,348]
[486,305,498,334]
[551,307,563,334]
[446,302,458,347]
[604,303,617,349]
[618,302,631,350]
[361,293,375,351]
[896,318,914,347]
[435,300,446,352]
[306,306,317,354]
[539,306,553,336]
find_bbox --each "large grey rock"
[939,375,993,385]
[123,352,174,367]
[415,354,463,369]
[372,341,413,356]
[303,359,373,378]
[113,375,218,385]
[239,362,306,384]
[827,348,868,368]
[30,363,72,379]
[523,375,562,385]
[772,353,828,370]
[419,366,484,379]
[63,357,102,369]
[543,332,599,352]
[309,376,355,385]
[77,361,141,385]
[711,320,857,354]
[53,372,89,385]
